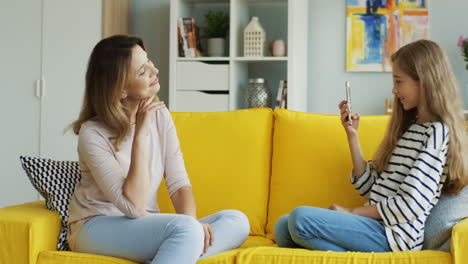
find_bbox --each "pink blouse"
[67,107,191,250]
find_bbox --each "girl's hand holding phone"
[338,100,360,136]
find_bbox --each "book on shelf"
[177,17,203,58]
[275,80,287,109]
[177,18,187,57]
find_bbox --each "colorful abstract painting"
[346,0,429,72]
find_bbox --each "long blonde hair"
[373,39,468,194]
[71,35,146,151]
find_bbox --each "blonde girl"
[274,39,467,252]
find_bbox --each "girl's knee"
[274,214,289,234]
[289,206,323,224]
[288,206,320,239]
[274,214,291,247]
[290,205,316,216]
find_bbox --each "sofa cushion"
[37,249,241,264]
[20,156,81,251]
[267,109,389,239]
[235,247,451,264]
[157,109,274,236]
[37,251,137,264]
[240,236,276,248]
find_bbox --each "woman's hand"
[338,100,360,136]
[200,222,214,255]
[134,95,165,139]
[329,203,353,214]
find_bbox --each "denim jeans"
[74,210,250,264]
[274,206,391,252]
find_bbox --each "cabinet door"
[0,1,42,207]
[41,0,101,161]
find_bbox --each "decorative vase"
[245,78,271,108]
[207,38,225,57]
[243,17,266,57]
[269,40,286,57]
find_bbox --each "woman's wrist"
[133,129,149,143]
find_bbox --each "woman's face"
[124,45,159,100]
[392,64,420,111]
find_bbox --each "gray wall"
[308,1,468,115]
[133,0,468,115]
[132,0,171,103]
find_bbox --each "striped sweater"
[351,121,449,252]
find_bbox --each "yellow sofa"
[1,108,466,264]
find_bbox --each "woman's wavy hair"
[71,35,146,151]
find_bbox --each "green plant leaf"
[204,10,229,38]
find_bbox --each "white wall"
[308,1,468,115]
[0,0,101,207]
[0,1,43,207]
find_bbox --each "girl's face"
[124,45,159,99]
[392,64,420,111]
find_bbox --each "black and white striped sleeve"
[377,124,449,226]
[350,161,379,199]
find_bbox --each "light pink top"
[67,108,191,250]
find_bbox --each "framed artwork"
[346,0,429,72]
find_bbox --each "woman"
[67,35,250,264]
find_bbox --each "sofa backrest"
[266,109,390,239]
[157,108,274,236]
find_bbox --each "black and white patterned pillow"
[20,156,81,251]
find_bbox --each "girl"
[274,39,467,252]
[67,35,249,263]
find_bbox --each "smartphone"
[345,81,352,121]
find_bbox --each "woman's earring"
[121,92,127,99]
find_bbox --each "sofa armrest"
[452,217,468,264]
[0,201,61,264]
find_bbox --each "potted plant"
[204,9,229,57]
[458,35,468,70]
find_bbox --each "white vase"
[207,38,225,57]
[244,17,266,57]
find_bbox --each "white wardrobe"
[0,0,102,207]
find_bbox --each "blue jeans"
[274,206,391,252]
[74,210,250,264]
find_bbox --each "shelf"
[177,57,288,62]
[177,57,230,61]
[232,57,288,61]
[185,0,229,3]
[170,0,308,112]
[185,0,286,2]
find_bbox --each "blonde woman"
[67,35,249,263]
[275,39,467,252]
